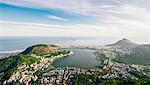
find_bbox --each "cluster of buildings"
[40,67,83,85]
[3,48,150,85]
[104,46,134,56]
[4,51,73,85]
[6,62,38,84]
[39,61,150,84]
[96,47,150,79]
[101,59,150,79]
[38,67,103,85]
[4,58,150,85]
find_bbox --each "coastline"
[2,48,150,84]
[0,49,74,59]
[0,50,24,59]
[50,51,74,64]
[0,50,24,53]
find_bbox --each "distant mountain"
[107,38,139,49]
[106,38,150,65]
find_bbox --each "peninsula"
[0,44,73,84]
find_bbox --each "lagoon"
[53,48,101,68]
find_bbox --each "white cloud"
[0,21,101,37]
[0,21,71,29]
[1,0,150,15]
[0,0,150,40]
[47,15,68,21]
[0,21,150,40]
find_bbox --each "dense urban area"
[0,40,150,85]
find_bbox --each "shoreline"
[0,48,79,59]
[0,50,24,59]
[0,50,24,53]
[50,51,74,64]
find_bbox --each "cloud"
[0,21,101,37]
[0,21,71,29]
[47,15,68,21]
[0,0,150,40]
[0,21,150,40]
[1,0,149,23]
[1,0,150,15]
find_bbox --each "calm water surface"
[53,48,101,68]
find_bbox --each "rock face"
[21,44,59,55]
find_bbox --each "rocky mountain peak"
[107,38,139,49]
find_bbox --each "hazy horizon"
[0,36,150,51]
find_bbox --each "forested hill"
[0,44,59,83]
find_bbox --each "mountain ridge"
[105,38,150,65]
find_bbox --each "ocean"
[0,36,116,51]
[0,36,149,51]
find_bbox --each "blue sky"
[1,3,93,25]
[0,0,150,41]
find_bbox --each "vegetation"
[1,43,150,84]
[143,69,150,73]
[95,47,150,65]
[117,50,150,65]
[71,74,150,85]
[0,44,68,83]
[44,50,71,58]
[21,44,59,56]
[115,45,150,65]
[129,71,144,79]
[95,50,116,62]
[72,74,97,85]
[0,54,40,83]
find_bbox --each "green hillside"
[0,54,40,82]
[21,44,59,55]
[0,44,59,83]
[117,45,150,65]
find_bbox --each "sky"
[0,0,150,41]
